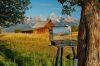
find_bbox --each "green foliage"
[58,0,67,5]
[0,29,2,33]
[58,0,81,15]
[58,0,100,15]
[14,28,22,33]
[71,26,78,32]
[0,55,17,66]
[0,42,73,66]
[0,33,76,66]
[0,0,31,27]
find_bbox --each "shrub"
[14,29,22,33]
[0,28,2,33]
[71,26,78,32]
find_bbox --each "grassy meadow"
[0,32,78,66]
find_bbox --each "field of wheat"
[0,32,78,66]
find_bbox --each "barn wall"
[21,20,53,34]
[45,21,53,28]
[33,21,53,34]
[22,30,33,33]
[35,28,49,34]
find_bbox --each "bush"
[0,55,16,66]
[0,28,2,33]
[14,29,22,33]
[71,26,78,32]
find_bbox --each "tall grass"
[0,32,78,66]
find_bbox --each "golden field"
[0,32,78,66]
[0,32,78,55]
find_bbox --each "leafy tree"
[0,0,31,27]
[58,0,100,66]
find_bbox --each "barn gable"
[22,20,53,33]
[32,20,53,29]
[32,20,53,33]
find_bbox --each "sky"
[25,0,81,19]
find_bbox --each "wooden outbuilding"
[33,20,53,34]
[22,20,53,34]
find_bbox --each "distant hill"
[48,13,79,26]
[64,16,79,26]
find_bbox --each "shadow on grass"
[0,40,34,66]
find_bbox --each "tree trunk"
[78,0,100,66]
[78,6,86,66]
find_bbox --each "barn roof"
[16,23,32,31]
[32,20,51,29]
[4,23,32,32]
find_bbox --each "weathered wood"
[78,0,100,66]
[78,5,86,66]
[55,48,60,66]
[60,47,63,66]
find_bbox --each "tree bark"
[78,0,100,66]
[78,6,86,66]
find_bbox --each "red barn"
[22,20,53,34]
[33,20,53,34]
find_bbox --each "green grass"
[0,32,77,66]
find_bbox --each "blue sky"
[25,0,81,19]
